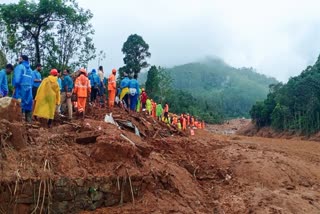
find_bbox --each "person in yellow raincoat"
[33,69,60,128]
[146,98,152,115]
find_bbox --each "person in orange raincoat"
[191,116,195,127]
[33,69,60,128]
[172,115,178,127]
[202,121,205,129]
[152,100,157,119]
[182,116,187,131]
[186,114,190,127]
[108,68,117,109]
[74,69,91,116]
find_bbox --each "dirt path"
[87,130,320,213]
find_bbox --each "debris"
[104,113,118,126]
[120,134,136,146]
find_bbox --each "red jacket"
[141,92,147,104]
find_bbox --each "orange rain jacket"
[74,74,91,98]
[108,73,116,91]
[164,104,169,113]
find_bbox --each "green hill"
[140,57,278,120]
[250,54,320,134]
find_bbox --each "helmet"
[79,68,87,75]
[112,68,117,74]
[50,69,58,76]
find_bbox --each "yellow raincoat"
[120,87,129,100]
[33,76,61,119]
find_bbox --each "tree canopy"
[250,54,320,134]
[118,34,151,79]
[0,0,95,70]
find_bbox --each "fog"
[3,0,320,82]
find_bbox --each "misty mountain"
[140,57,278,119]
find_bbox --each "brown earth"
[0,100,320,213]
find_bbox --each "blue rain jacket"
[0,69,8,96]
[13,61,33,111]
[89,70,100,88]
[32,70,42,88]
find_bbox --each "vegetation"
[0,50,7,68]
[0,0,95,70]
[140,57,277,122]
[118,34,151,80]
[250,55,320,134]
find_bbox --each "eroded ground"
[0,107,320,214]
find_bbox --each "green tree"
[157,67,172,104]
[0,0,95,68]
[145,65,160,98]
[119,34,151,79]
[0,49,7,68]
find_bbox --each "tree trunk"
[35,37,41,64]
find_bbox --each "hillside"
[140,57,278,119]
[250,54,320,134]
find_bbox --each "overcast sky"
[3,0,320,82]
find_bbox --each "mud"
[1,107,320,213]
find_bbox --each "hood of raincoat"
[79,74,88,85]
[48,75,58,83]
[91,69,96,73]
[22,60,30,70]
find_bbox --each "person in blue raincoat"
[13,55,33,122]
[0,64,14,97]
[128,74,140,112]
[120,72,130,108]
[89,69,100,103]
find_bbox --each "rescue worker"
[202,121,205,129]
[32,63,42,100]
[13,55,33,122]
[33,69,60,128]
[152,100,157,119]
[128,74,140,112]
[136,88,142,112]
[74,69,91,116]
[172,115,178,128]
[146,98,152,115]
[60,69,73,120]
[56,70,63,113]
[120,72,130,108]
[0,64,13,97]
[140,88,147,111]
[187,114,190,127]
[98,66,106,105]
[191,116,195,127]
[108,68,117,109]
[164,103,169,121]
[89,69,100,104]
[156,103,163,121]
[182,116,187,131]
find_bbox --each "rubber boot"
[25,111,32,123]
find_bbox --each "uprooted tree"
[118,34,151,80]
[0,0,96,69]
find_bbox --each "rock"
[52,201,69,214]
[90,191,104,202]
[100,182,112,193]
[53,187,75,201]
[75,178,84,187]
[55,177,69,187]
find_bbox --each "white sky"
[3,0,320,82]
